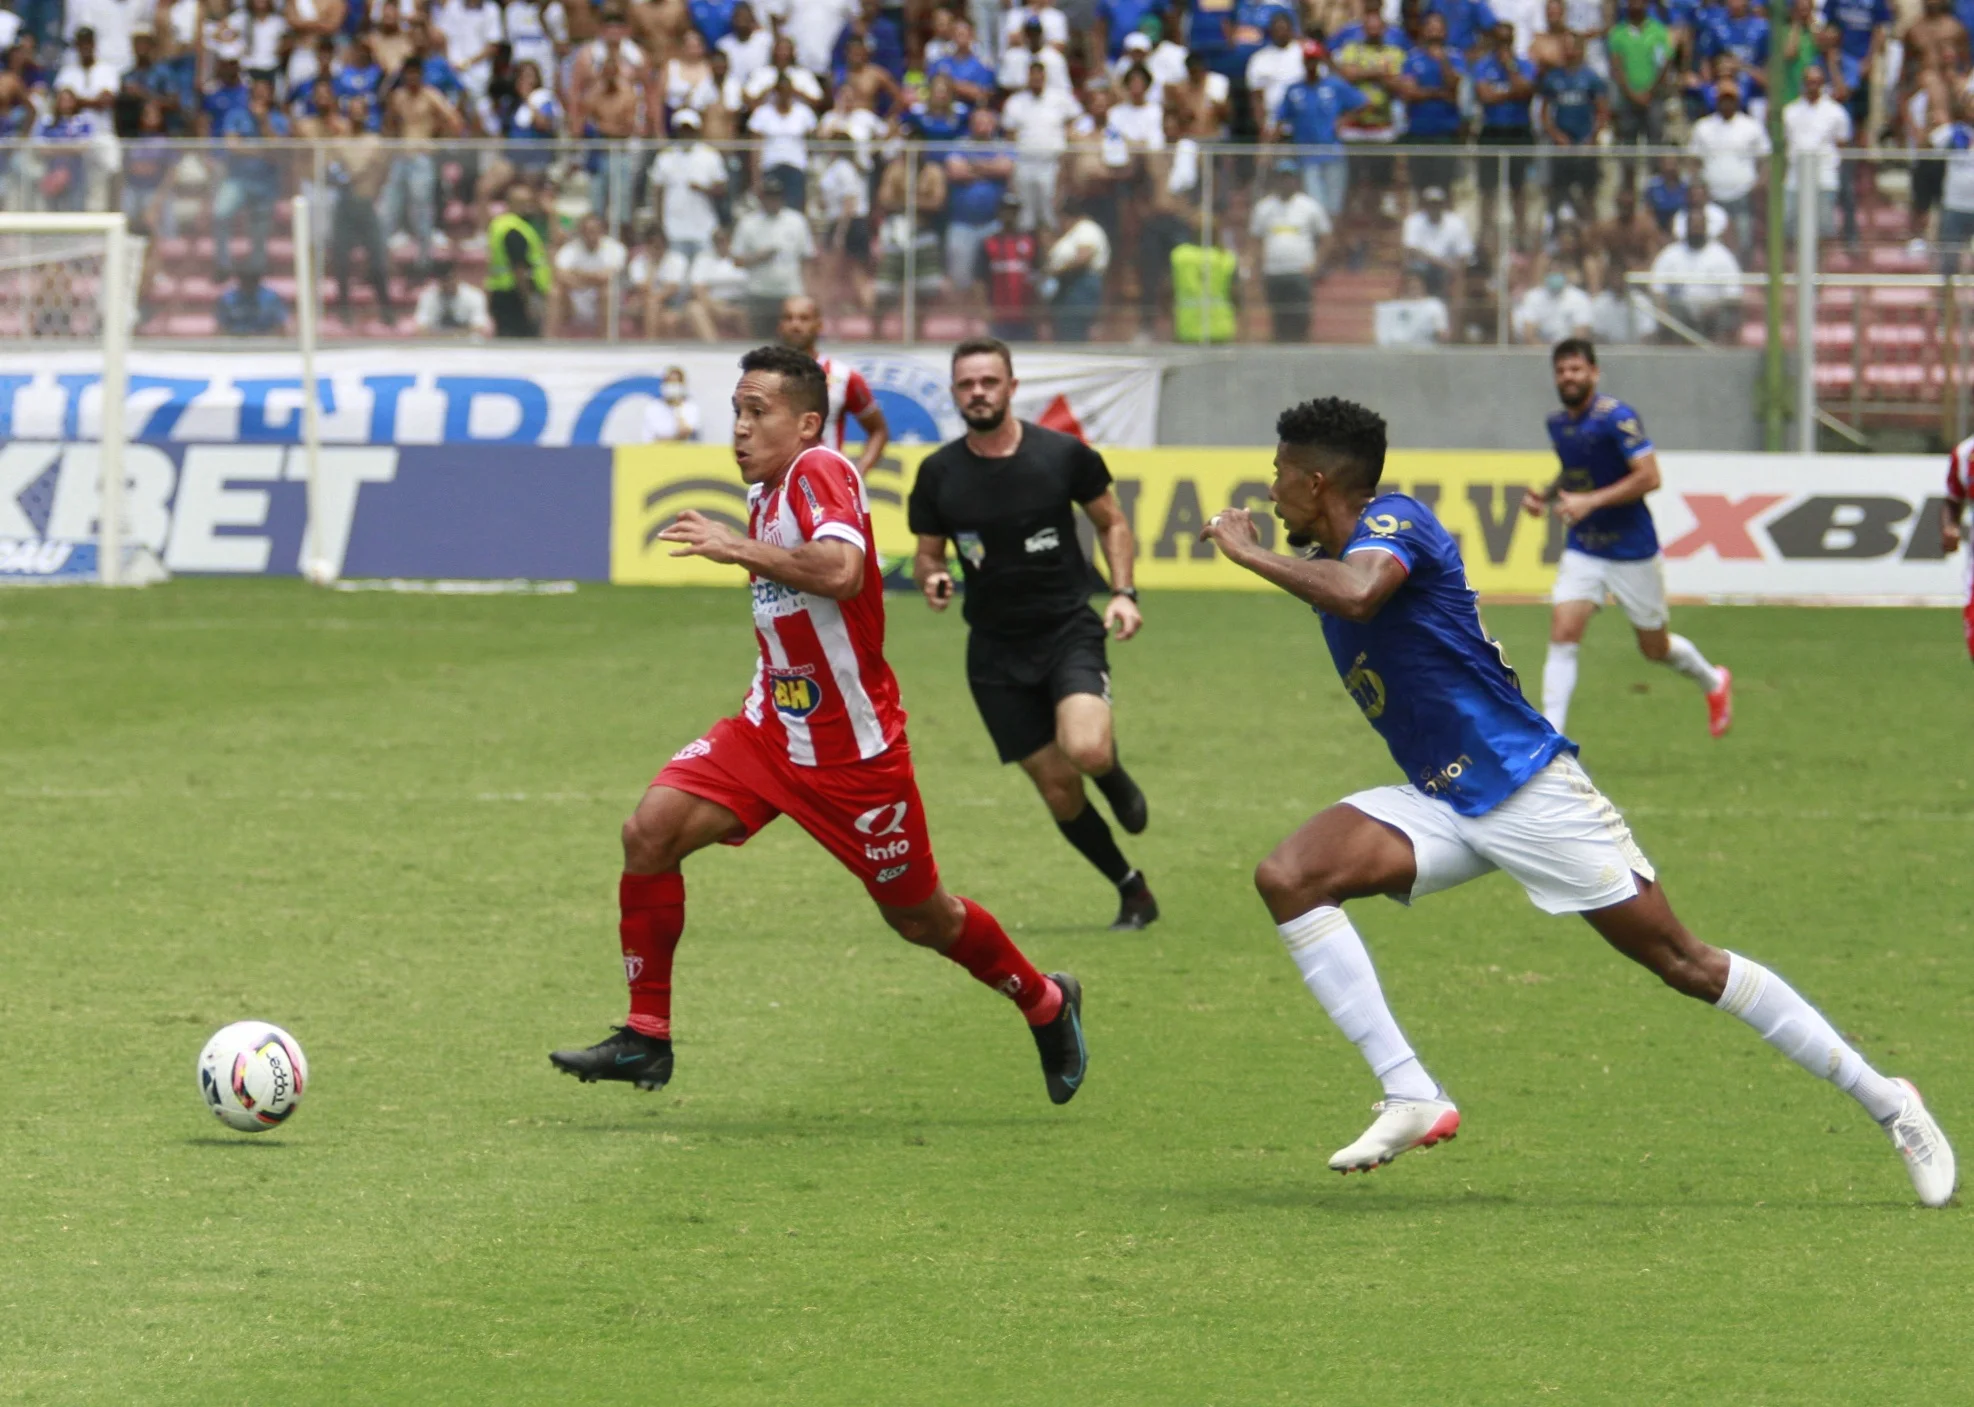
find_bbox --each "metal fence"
[7,134,1974,447]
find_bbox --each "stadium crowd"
[0,0,1964,341]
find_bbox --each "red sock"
[620,872,684,1039]
[944,898,1061,1026]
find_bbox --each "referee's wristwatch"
[1111,587,1139,602]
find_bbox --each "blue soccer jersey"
[1317,493,1573,817]
[1545,394,1660,560]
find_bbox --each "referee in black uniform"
[908,338,1158,930]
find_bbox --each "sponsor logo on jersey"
[875,863,911,884]
[623,952,644,982]
[751,576,809,617]
[1418,753,1477,798]
[955,531,985,567]
[1343,651,1387,720]
[1023,526,1060,554]
[767,664,825,718]
[854,801,910,836]
[864,838,910,861]
[671,738,714,761]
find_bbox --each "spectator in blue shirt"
[120,29,192,133]
[902,72,971,142]
[690,0,739,45]
[214,78,291,279]
[1542,32,1607,215]
[1698,0,1767,79]
[1427,0,1498,54]
[1096,0,1163,60]
[217,272,292,335]
[31,89,91,211]
[1643,153,1688,230]
[1188,0,1237,72]
[333,34,385,119]
[1271,40,1367,216]
[1397,12,1467,190]
[1231,0,1298,81]
[1472,22,1536,241]
[942,105,1014,299]
[1826,0,1889,127]
[928,19,995,105]
[201,54,252,135]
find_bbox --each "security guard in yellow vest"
[486,183,553,338]
[1171,241,1237,345]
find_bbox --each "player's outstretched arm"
[912,533,955,611]
[1200,509,1407,621]
[658,510,866,600]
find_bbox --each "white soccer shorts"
[1551,548,1669,631]
[1343,755,1656,915]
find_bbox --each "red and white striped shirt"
[740,445,905,767]
[817,354,875,455]
[1952,434,1974,507]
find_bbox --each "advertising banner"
[0,347,1162,450]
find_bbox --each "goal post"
[0,211,135,584]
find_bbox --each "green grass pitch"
[3,581,1972,1405]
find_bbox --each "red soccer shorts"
[654,715,941,908]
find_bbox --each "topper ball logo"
[854,802,909,837]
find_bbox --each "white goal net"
[0,213,149,585]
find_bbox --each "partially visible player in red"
[1947,434,1972,662]
[551,345,1088,1105]
[777,294,890,474]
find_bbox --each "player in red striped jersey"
[551,346,1088,1105]
[777,294,890,475]
[1947,435,1972,661]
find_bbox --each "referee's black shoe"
[1096,767,1149,835]
[1031,973,1087,1105]
[549,1027,674,1091]
[1109,871,1160,931]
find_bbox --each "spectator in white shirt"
[998,18,1071,91]
[718,3,773,90]
[1245,13,1303,134]
[1781,65,1852,240]
[1000,59,1082,229]
[1687,83,1765,255]
[640,365,703,441]
[1400,184,1474,336]
[1374,269,1452,346]
[650,107,727,260]
[748,73,819,206]
[1250,160,1332,341]
[66,0,139,74]
[434,0,505,97]
[54,27,120,125]
[1001,0,1068,50]
[1045,192,1110,341]
[548,212,628,334]
[1514,264,1595,343]
[730,169,816,335]
[502,0,568,73]
[776,0,857,75]
[741,34,826,106]
[1669,190,1730,244]
[1649,218,1743,341]
[1106,64,1165,151]
[415,260,495,335]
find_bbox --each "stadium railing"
[3,135,1967,444]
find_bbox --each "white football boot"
[1883,1078,1957,1208]
[1328,1093,1461,1175]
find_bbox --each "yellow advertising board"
[612,445,1562,595]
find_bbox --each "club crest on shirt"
[955,531,986,567]
[767,664,825,719]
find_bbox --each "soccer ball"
[196,1022,309,1132]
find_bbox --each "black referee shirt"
[908,422,1113,636]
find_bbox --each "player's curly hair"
[1275,397,1387,492]
[739,344,828,418]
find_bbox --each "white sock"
[1715,952,1905,1122]
[1541,642,1578,732]
[1660,633,1722,693]
[1278,906,1440,1102]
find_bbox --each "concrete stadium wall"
[1149,348,1769,451]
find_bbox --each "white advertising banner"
[0,346,1163,450]
[1656,454,1968,606]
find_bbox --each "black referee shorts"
[966,610,1112,765]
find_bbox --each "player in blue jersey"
[1521,338,1734,737]
[1198,396,1956,1206]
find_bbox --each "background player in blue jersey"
[1197,396,1955,1206]
[1521,338,1734,737]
